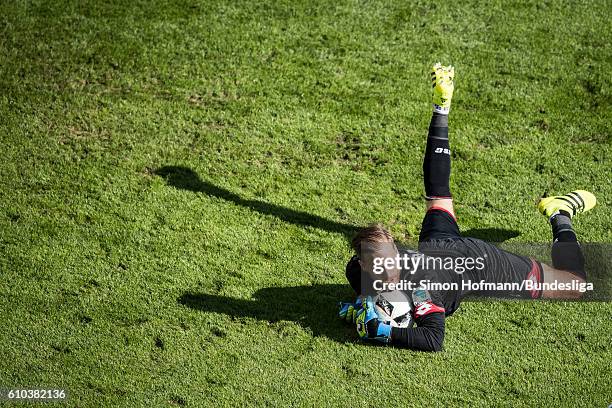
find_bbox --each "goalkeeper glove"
[338,297,363,323]
[355,296,392,344]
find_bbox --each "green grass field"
[1,0,611,406]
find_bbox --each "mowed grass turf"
[1,0,611,406]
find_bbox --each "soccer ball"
[373,290,414,328]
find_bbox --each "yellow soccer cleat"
[431,63,455,114]
[538,190,597,219]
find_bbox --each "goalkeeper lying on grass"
[338,63,597,352]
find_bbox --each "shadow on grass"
[156,166,357,239]
[156,166,521,243]
[179,284,356,342]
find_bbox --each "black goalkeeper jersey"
[345,208,543,351]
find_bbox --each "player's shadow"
[462,228,520,242]
[155,166,357,239]
[178,284,356,342]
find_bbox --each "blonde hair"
[351,224,394,256]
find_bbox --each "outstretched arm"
[391,312,445,352]
[353,295,446,352]
[424,64,455,217]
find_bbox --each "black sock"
[550,213,585,279]
[550,212,577,242]
[428,112,448,138]
[423,113,451,199]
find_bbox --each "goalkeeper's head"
[347,224,400,295]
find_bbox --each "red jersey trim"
[526,259,543,299]
[414,301,446,317]
[427,206,457,221]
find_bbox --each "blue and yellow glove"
[355,296,392,344]
[338,297,363,323]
